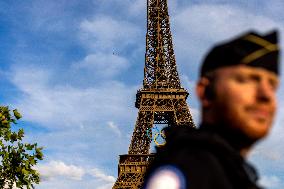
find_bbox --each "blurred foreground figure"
[143,30,280,189]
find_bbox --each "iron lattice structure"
[113,0,195,188]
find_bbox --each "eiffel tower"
[113,0,195,188]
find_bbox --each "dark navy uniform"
[143,125,262,189]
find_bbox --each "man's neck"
[199,122,253,158]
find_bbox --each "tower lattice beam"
[144,0,181,89]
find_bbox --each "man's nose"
[257,80,275,103]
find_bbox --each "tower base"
[113,154,155,189]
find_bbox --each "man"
[142,30,280,189]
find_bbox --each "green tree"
[0,106,43,189]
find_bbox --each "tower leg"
[128,111,154,155]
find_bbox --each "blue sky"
[1,0,284,188]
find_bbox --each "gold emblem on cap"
[241,34,278,64]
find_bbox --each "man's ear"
[196,77,213,107]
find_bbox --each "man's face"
[209,65,279,141]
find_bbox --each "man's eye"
[269,80,278,91]
[235,76,248,83]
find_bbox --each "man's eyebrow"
[248,72,279,88]
[268,76,279,87]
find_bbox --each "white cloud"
[36,161,85,181]
[8,65,137,180]
[107,121,122,137]
[96,183,116,189]
[249,108,284,175]
[259,175,282,189]
[35,162,117,189]
[10,66,51,93]
[180,74,200,124]
[7,1,82,34]
[37,161,116,184]
[36,179,115,189]
[89,167,116,183]
[174,4,281,40]
[171,4,284,72]
[73,52,129,78]
[128,0,146,16]
[262,0,284,19]
[10,66,137,129]
[79,16,141,51]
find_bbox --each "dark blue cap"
[201,30,280,76]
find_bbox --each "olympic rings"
[146,128,152,140]
[154,130,166,146]
[146,126,167,146]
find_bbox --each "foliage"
[0,106,43,189]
